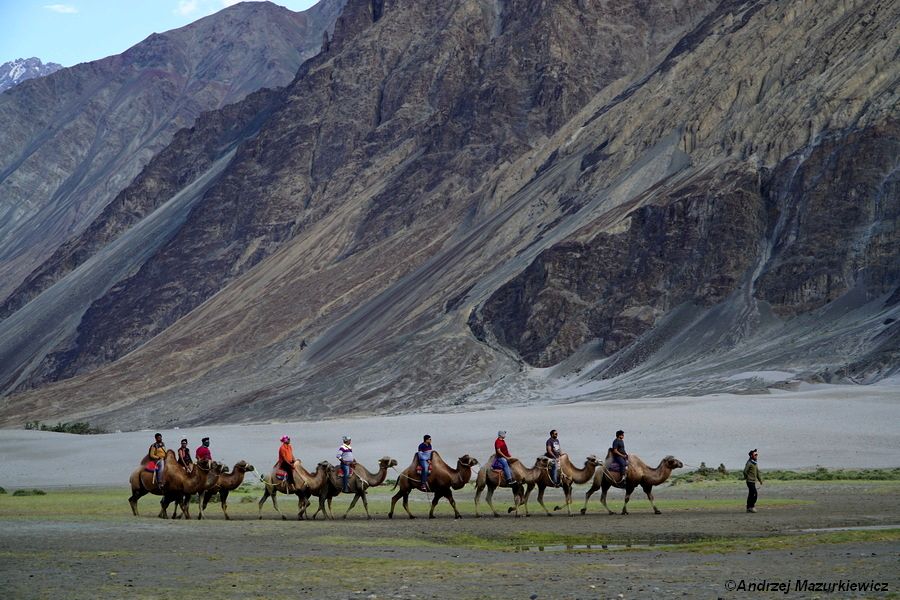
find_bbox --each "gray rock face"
[0,0,897,428]
[0,58,62,93]
[0,0,345,302]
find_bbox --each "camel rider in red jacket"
[494,431,518,485]
[277,436,297,492]
[195,437,212,463]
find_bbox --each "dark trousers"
[746,481,758,509]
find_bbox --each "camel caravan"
[129,430,683,520]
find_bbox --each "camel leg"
[621,484,636,515]
[429,490,446,519]
[180,495,192,520]
[343,492,361,519]
[600,480,616,515]
[485,485,501,518]
[562,483,573,516]
[128,488,146,516]
[446,490,462,519]
[474,482,484,518]
[257,488,271,519]
[640,484,661,514]
[580,480,602,515]
[389,490,401,519]
[268,489,289,520]
[219,490,230,520]
[535,484,552,516]
[360,492,371,520]
[298,493,309,520]
[327,496,335,520]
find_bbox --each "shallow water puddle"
[795,524,900,533]
[516,543,655,552]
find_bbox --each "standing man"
[493,431,518,486]
[337,436,355,493]
[417,435,433,491]
[545,429,562,486]
[148,433,167,489]
[195,437,212,463]
[611,430,628,484]
[743,449,763,513]
[177,439,193,473]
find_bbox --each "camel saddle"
[145,461,158,472]
[414,460,432,475]
[275,470,287,481]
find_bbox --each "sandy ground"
[1,384,898,488]
[0,480,898,599]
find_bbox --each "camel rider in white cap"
[493,430,518,485]
[337,436,355,493]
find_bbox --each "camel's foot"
[281,515,287,521]
[342,514,348,520]
[553,505,562,512]
[507,507,515,514]
[607,510,615,515]
[388,512,393,519]
[653,508,662,515]
[580,508,587,515]
[428,514,436,519]
[454,513,462,520]
[621,509,629,515]
[408,515,416,520]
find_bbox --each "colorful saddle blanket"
[275,470,287,481]
[145,461,158,472]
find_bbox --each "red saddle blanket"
[275,470,287,481]
[414,460,432,475]
[145,461,157,472]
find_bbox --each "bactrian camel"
[474,455,546,517]
[197,460,255,520]
[128,451,222,519]
[524,454,599,516]
[389,452,478,519]
[258,459,331,520]
[310,457,398,520]
[580,451,683,515]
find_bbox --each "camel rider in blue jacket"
[545,429,562,486]
[417,435,433,490]
[337,436,354,493]
[612,430,628,482]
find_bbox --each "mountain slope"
[0,0,345,303]
[0,0,896,428]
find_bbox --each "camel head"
[457,455,478,468]
[379,457,398,469]
[234,460,254,472]
[663,456,683,470]
[585,454,600,465]
[316,460,332,473]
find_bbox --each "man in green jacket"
[743,449,763,512]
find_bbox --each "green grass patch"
[671,466,900,485]
[663,528,900,554]
[24,420,107,434]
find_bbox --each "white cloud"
[44,4,78,13]
[175,0,200,16]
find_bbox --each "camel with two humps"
[196,460,255,520]
[524,454,600,516]
[309,457,398,520]
[580,451,683,515]
[258,459,331,520]
[128,451,223,518]
[389,452,478,519]
[473,455,544,517]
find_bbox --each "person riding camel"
[277,435,296,492]
[545,429,562,486]
[148,433,167,489]
[611,430,628,484]
[337,436,355,493]
[493,430,518,485]
[417,435,433,491]
[176,438,193,473]
[195,437,212,464]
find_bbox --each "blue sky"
[1,0,320,67]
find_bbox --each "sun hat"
[497,430,507,437]
[281,435,290,443]
[342,436,351,443]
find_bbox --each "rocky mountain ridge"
[0,0,896,428]
[0,57,62,93]
[0,0,345,302]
